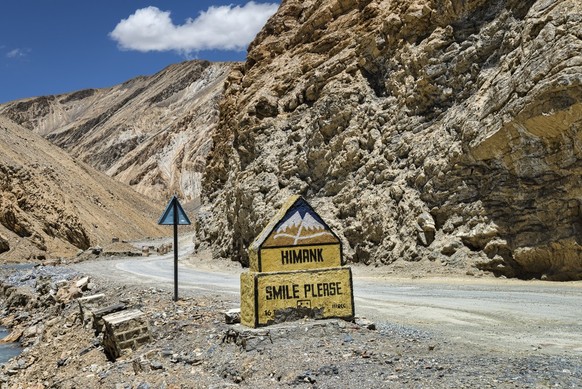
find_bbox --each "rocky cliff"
[202,0,582,280]
[0,60,231,201]
[0,116,165,261]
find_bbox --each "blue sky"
[0,1,279,103]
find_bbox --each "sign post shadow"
[158,195,191,302]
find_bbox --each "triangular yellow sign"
[249,196,342,272]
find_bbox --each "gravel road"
[71,252,582,357]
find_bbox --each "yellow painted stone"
[258,244,341,272]
[240,267,354,328]
[240,272,257,327]
[249,196,342,272]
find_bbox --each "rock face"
[202,0,582,280]
[0,60,231,201]
[0,234,9,254]
[0,116,165,261]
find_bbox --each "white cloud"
[6,48,30,59]
[109,2,279,53]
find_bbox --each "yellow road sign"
[240,267,354,327]
[258,244,341,272]
[249,196,342,272]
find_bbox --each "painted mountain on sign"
[277,211,324,232]
[273,211,333,245]
[262,199,339,247]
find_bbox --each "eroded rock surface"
[202,0,582,279]
[0,61,232,201]
[0,116,165,260]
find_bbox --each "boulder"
[0,327,23,343]
[56,284,82,303]
[224,309,241,324]
[75,276,90,291]
[5,287,34,308]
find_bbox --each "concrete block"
[77,293,105,324]
[92,303,126,335]
[102,309,151,360]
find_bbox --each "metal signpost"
[158,195,191,301]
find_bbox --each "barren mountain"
[0,60,232,201]
[202,0,582,280]
[0,116,165,261]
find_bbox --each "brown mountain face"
[202,0,582,280]
[0,60,232,202]
[0,116,165,261]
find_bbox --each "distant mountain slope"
[0,116,165,261]
[0,60,232,201]
[202,0,582,280]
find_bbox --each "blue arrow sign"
[158,196,191,225]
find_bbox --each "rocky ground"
[0,262,581,388]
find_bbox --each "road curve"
[72,255,582,356]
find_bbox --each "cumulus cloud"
[109,2,279,53]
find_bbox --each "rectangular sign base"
[240,267,354,328]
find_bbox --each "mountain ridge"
[2,1,581,280]
[0,60,233,202]
[0,115,165,261]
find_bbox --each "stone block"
[102,309,151,360]
[224,309,241,324]
[92,303,126,335]
[240,267,354,328]
[77,293,105,324]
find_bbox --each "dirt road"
[71,249,582,357]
